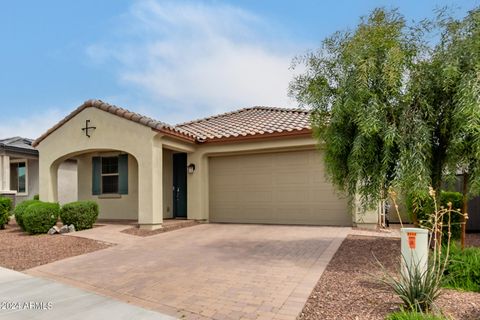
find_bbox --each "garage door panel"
[213,191,273,203]
[212,174,272,187]
[274,171,312,185]
[209,150,351,226]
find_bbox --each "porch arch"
[40,145,164,229]
[49,149,139,221]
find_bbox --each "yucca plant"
[380,187,467,313]
[381,256,443,312]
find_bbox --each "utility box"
[400,227,429,276]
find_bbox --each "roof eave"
[197,128,313,144]
[153,128,197,143]
[0,145,39,156]
[32,100,195,147]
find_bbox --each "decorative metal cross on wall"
[81,120,96,138]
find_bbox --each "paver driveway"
[27,224,349,320]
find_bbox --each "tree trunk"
[461,171,469,250]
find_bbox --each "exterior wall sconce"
[187,163,196,174]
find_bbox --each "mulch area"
[0,221,112,271]
[121,220,198,237]
[298,235,480,320]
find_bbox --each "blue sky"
[0,0,478,139]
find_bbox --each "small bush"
[407,191,463,239]
[13,199,41,231]
[23,202,59,234]
[443,243,480,292]
[33,194,39,200]
[386,310,446,320]
[0,197,13,229]
[60,201,99,230]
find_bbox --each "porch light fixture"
[187,163,196,174]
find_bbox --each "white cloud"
[0,109,65,140]
[86,0,303,123]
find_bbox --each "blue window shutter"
[92,157,101,195]
[118,154,128,195]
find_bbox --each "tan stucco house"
[33,100,377,230]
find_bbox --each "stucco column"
[187,152,209,220]
[38,156,58,202]
[1,155,10,191]
[138,145,163,230]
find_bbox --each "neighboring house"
[33,100,378,230]
[0,136,77,206]
[0,137,39,204]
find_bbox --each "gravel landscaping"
[0,221,112,271]
[298,235,480,320]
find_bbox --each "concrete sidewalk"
[0,267,175,320]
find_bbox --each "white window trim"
[10,158,28,196]
[100,156,119,195]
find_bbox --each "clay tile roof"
[33,101,312,147]
[32,100,195,147]
[175,106,312,142]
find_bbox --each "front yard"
[299,234,480,320]
[1,213,479,320]
[0,220,111,271]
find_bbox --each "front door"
[173,153,187,218]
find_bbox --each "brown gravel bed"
[121,220,198,237]
[298,235,480,320]
[0,222,112,271]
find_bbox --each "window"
[101,157,119,194]
[10,161,27,194]
[92,154,127,196]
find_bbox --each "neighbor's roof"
[176,107,312,142]
[33,100,312,147]
[0,137,38,155]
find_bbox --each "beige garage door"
[209,149,351,226]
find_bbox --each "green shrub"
[407,191,463,239]
[386,310,446,320]
[14,200,41,231]
[33,194,39,200]
[23,202,59,234]
[0,197,13,229]
[60,201,98,230]
[443,243,480,292]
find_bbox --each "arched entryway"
[49,149,139,222]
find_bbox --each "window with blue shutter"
[92,154,128,195]
[92,157,101,195]
[118,154,128,195]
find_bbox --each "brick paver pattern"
[27,224,349,320]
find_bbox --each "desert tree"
[289,8,423,209]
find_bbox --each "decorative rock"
[48,226,60,235]
[59,225,69,234]
[68,224,76,233]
